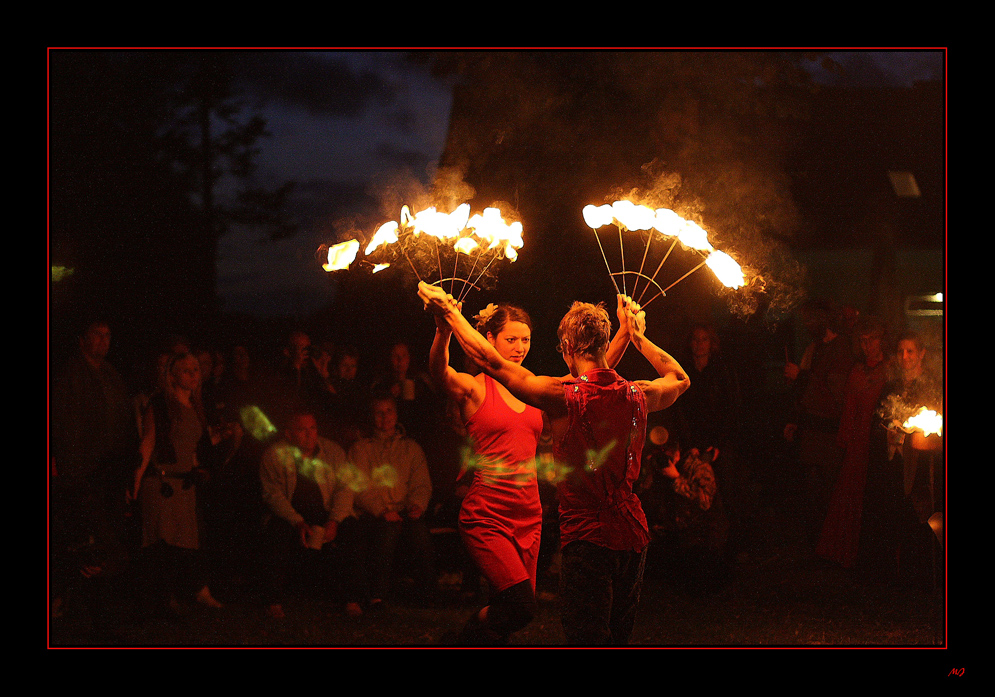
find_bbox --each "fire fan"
[320,203,524,301]
[583,200,745,308]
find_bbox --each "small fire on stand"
[902,406,943,451]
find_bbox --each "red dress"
[816,360,888,568]
[460,375,544,593]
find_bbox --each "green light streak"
[240,405,277,441]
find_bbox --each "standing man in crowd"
[51,319,138,636]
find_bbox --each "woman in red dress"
[816,316,889,569]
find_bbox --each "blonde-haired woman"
[134,352,235,614]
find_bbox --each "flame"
[407,203,470,240]
[705,250,745,288]
[350,202,525,294]
[467,207,523,259]
[365,221,399,256]
[582,204,615,229]
[611,200,656,231]
[652,208,684,236]
[586,201,715,251]
[676,220,713,252]
[454,236,479,254]
[903,407,943,437]
[322,239,360,271]
[584,200,753,298]
[584,202,658,231]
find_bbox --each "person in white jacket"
[339,394,434,615]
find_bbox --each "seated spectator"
[259,410,351,619]
[642,436,730,595]
[337,394,435,615]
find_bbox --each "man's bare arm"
[605,294,632,369]
[626,305,690,412]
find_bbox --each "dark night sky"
[46,49,945,326]
[205,49,945,318]
[211,51,456,317]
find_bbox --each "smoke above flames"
[599,163,808,326]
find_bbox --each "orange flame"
[322,239,360,271]
[365,221,399,256]
[585,201,746,290]
[705,250,745,289]
[903,407,943,437]
[467,207,523,260]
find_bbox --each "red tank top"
[464,375,543,487]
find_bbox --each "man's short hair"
[557,302,611,358]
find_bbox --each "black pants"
[559,540,647,645]
[337,514,435,604]
[260,518,340,605]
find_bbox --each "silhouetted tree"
[49,51,296,350]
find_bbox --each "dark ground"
[49,519,947,651]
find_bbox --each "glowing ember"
[705,249,745,288]
[903,407,943,437]
[372,263,390,273]
[323,239,360,271]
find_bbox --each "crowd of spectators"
[50,298,944,641]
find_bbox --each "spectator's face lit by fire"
[171,355,201,393]
[233,346,250,373]
[897,339,926,377]
[196,350,213,380]
[372,399,398,437]
[287,333,310,367]
[81,323,111,361]
[286,414,319,455]
[859,332,884,364]
[338,355,358,381]
[390,343,410,378]
[691,328,712,360]
[488,321,531,364]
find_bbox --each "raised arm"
[419,282,566,417]
[625,304,690,412]
[605,294,632,369]
[428,312,482,412]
